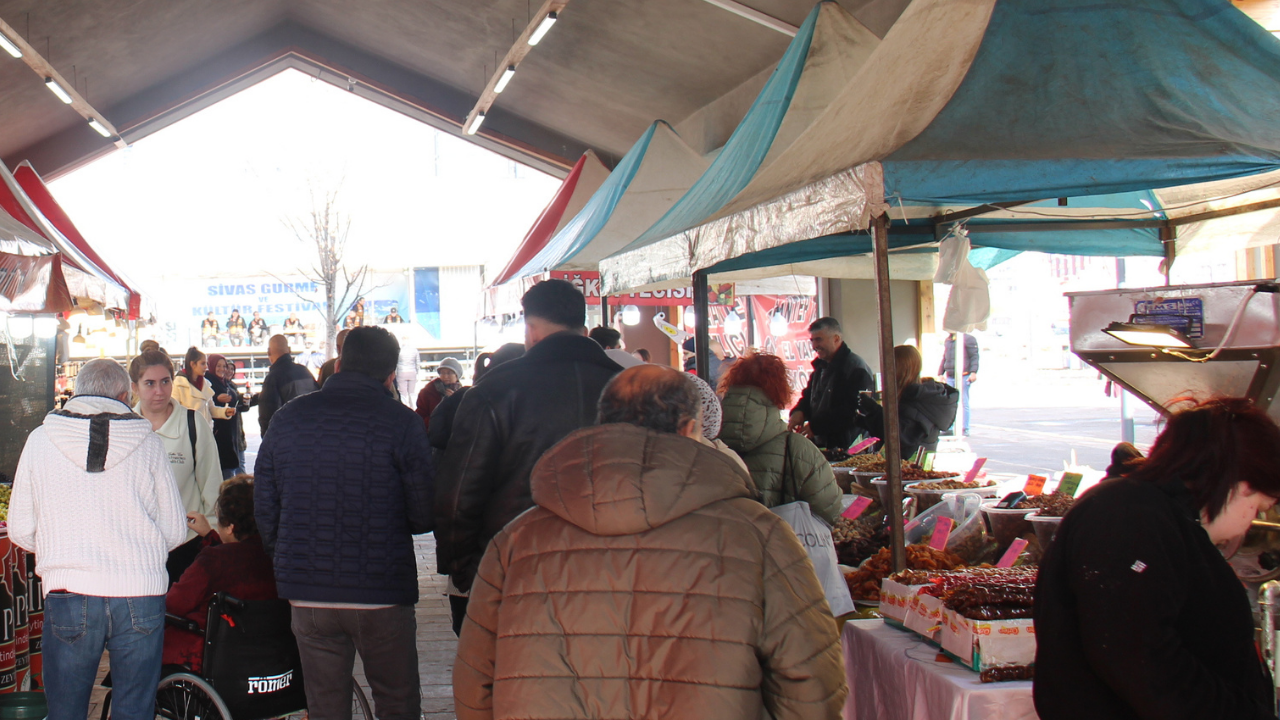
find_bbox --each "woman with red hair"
[1035,397,1280,719]
[717,353,843,525]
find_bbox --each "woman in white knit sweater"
[172,346,236,425]
[130,350,222,585]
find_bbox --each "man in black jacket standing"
[788,316,874,451]
[257,334,319,436]
[435,279,622,633]
[254,326,434,718]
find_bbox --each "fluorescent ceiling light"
[466,112,485,135]
[528,11,557,45]
[0,33,21,58]
[494,65,516,93]
[1103,322,1194,349]
[88,118,112,138]
[45,78,73,104]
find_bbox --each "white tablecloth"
[842,619,1038,720]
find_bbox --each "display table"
[842,619,1038,720]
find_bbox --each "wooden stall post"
[872,214,906,573]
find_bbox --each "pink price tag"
[841,495,874,520]
[929,516,954,550]
[847,437,880,455]
[997,538,1030,567]
[963,458,987,484]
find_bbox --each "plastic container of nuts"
[907,479,999,512]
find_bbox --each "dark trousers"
[449,595,469,637]
[290,604,420,720]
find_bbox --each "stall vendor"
[1035,397,1280,720]
[787,316,874,451]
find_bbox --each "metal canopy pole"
[694,271,710,382]
[872,213,906,573]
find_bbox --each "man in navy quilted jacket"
[254,326,434,719]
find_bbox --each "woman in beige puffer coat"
[718,354,844,526]
[454,421,846,720]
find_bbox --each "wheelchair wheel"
[352,680,373,718]
[155,672,232,720]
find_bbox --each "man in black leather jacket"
[435,280,622,631]
[788,317,874,451]
[257,334,319,436]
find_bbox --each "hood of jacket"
[42,395,153,473]
[901,380,959,429]
[718,385,787,454]
[530,423,755,536]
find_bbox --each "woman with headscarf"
[686,373,749,474]
[206,354,249,478]
[718,353,843,525]
[857,345,958,460]
[172,346,235,425]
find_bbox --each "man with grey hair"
[9,358,187,720]
[454,364,846,719]
[788,316,874,451]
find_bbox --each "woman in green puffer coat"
[718,353,844,526]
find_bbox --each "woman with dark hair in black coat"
[1035,397,1280,720]
[206,354,249,478]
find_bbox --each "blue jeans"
[945,375,973,434]
[44,593,164,720]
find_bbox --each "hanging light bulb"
[724,310,744,336]
[72,325,86,345]
[621,305,641,326]
[682,307,696,328]
[770,311,789,337]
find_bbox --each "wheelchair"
[100,593,373,719]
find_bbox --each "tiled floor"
[83,533,457,719]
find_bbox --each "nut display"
[843,545,964,601]
[1016,491,1075,517]
[833,515,889,567]
[912,479,997,491]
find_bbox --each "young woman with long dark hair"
[1035,397,1280,719]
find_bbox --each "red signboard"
[550,271,695,306]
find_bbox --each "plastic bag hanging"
[934,226,991,333]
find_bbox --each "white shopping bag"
[771,501,856,617]
[934,228,991,333]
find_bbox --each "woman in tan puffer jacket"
[718,353,844,526]
[454,420,846,720]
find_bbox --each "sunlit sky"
[49,69,561,295]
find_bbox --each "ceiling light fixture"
[87,118,112,138]
[466,111,486,135]
[494,65,516,93]
[528,11,557,45]
[0,32,21,58]
[1102,322,1195,349]
[45,77,73,104]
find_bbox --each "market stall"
[595,0,1280,581]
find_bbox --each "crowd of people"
[13,275,1276,720]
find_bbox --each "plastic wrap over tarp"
[0,253,73,314]
[601,163,884,294]
[0,207,54,256]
